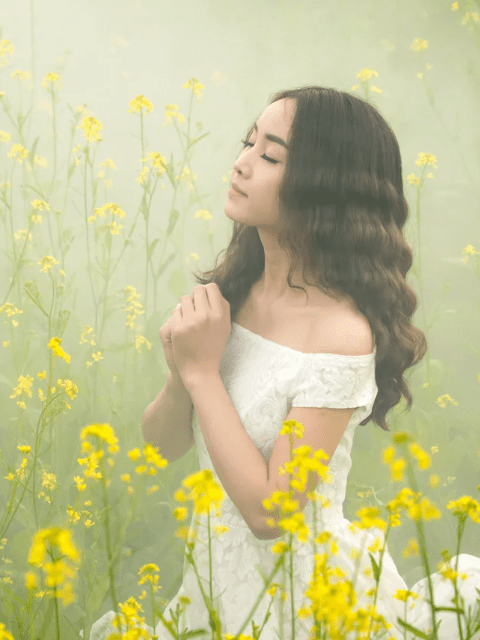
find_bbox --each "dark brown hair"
[192,85,427,431]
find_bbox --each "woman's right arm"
[141,372,195,463]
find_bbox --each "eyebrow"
[253,122,289,150]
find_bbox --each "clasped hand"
[171,283,231,388]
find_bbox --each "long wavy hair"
[192,85,427,431]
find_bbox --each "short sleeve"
[290,352,378,424]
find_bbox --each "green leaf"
[147,238,159,260]
[368,552,381,583]
[28,135,40,166]
[396,617,430,638]
[23,280,45,313]
[166,208,180,236]
[189,131,210,146]
[52,308,71,336]
[156,251,176,280]
[67,160,77,179]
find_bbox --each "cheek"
[260,180,280,202]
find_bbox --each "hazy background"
[1,0,479,632]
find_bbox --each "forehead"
[255,98,296,137]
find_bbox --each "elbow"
[250,510,284,540]
[251,495,284,540]
[252,523,284,541]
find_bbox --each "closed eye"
[240,140,279,164]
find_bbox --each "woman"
[89,86,480,640]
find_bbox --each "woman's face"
[225,97,295,229]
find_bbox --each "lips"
[231,182,247,196]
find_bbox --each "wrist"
[181,371,222,395]
[167,371,188,392]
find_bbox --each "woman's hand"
[171,283,231,388]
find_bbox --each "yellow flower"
[41,72,61,89]
[57,378,78,400]
[351,506,387,532]
[123,285,145,329]
[390,458,406,482]
[9,375,33,398]
[436,393,459,409]
[135,333,152,353]
[128,447,141,462]
[138,563,160,587]
[42,471,57,490]
[402,538,419,558]
[447,495,480,523]
[406,496,442,521]
[111,596,148,632]
[143,443,168,469]
[109,220,122,235]
[28,527,80,567]
[393,589,420,603]
[17,445,31,454]
[78,116,103,143]
[30,198,50,211]
[48,336,71,363]
[135,464,147,475]
[127,94,153,114]
[25,571,38,591]
[178,469,225,518]
[182,77,205,98]
[408,442,431,470]
[382,446,395,464]
[38,255,59,273]
[164,103,185,126]
[0,302,23,319]
[73,476,86,492]
[80,325,97,346]
[80,423,119,455]
[7,143,28,164]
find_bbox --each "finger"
[177,292,197,323]
[192,285,210,315]
[203,283,222,312]
[205,282,227,312]
[172,302,182,323]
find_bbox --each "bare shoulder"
[308,306,375,356]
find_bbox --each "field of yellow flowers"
[1,11,480,639]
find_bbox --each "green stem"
[404,449,438,639]
[453,516,467,640]
[99,452,123,636]
[366,520,392,639]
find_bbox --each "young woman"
[89,86,480,640]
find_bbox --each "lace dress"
[88,322,480,640]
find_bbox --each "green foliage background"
[0,0,479,637]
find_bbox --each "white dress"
[88,322,480,640]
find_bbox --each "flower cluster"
[262,419,332,542]
[26,527,80,606]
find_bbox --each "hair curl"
[192,85,427,431]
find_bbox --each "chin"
[224,206,243,221]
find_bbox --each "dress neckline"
[231,321,376,359]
